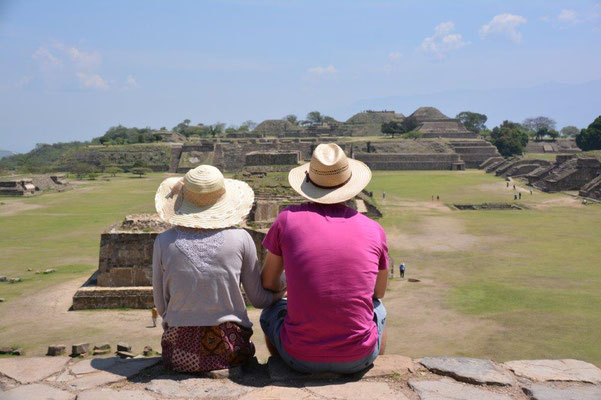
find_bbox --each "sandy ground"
[0,201,45,217]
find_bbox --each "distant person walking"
[151,306,158,327]
[514,194,518,200]
[513,184,516,190]
[400,263,406,279]
[382,191,386,200]
[506,182,509,188]
[518,192,522,200]
[436,195,440,201]
[530,189,533,195]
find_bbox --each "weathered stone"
[146,377,250,398]
[203,366,243,380]
[408,379,513,400]
[362,354,415,378]
[0,276,6,281]
[0,356,70,383]
[420,356,514,386]
[307,381,405,400]
[71,343,90,356]
[142,345,153,356]
[27,268,32,271]
[523,383,601,400]
[35,271,40,274]
[117,342,131,352]
[239,386,319,399]
[93,343,110,351]
[92,349,110,355]
[47,345,67,356]
[0,383,74,400]
[11,349,23,356]
[503,359,601,383]
[8,278,21,283]
[77,388,155,400]
[65,357,160,391]
[43,269,56,274]
[117,351,135,358]
[0,347,12,354]
[0,298,5,302]
[267,356,344,382]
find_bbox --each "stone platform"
[0,354,600,399]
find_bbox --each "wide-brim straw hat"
[288,143,372,204]
[155,165,254,229]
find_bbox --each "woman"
[260,143,389,374]
[153,165,282,373]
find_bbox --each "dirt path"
[0,201,45,216]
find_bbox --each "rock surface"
[503,359,601,383]
[77,388,155,400]
[306,381,406,400]
[523,383,601,400]
[420,356,514,386]
[0,356,70,384]
[146,377,250,398]
[0,383,74,400]
[408,379,513,400]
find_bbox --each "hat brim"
[288,159,372,204]
[155,177,254,229]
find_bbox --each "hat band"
[183,186,226,207]
[305,171,352,189]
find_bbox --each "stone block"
[117,342,131,352]
[0,356,70,383]
[306,381,405,400]
[0,383,75,400]
[503,359,601,383]
[420,356,514,386]
[11,348,23,356]
[77,389,155,400]
[0,276,7,281]
[117,351,135,358]
[146,377,250,398]
[0,347,13,354]
[93,343,110,351]
[64,357,160,391]
[71,343,90,356]
[47,345,67,356]
[523,383,601,400]
[362,354,415,378]
[142,346,153,356]
[408,378,513,400]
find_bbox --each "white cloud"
[420,22,469,59]
[32,47,61,66]
[307,65,338,77]
[125,75,138,88]
[388,51,402,62]
[558,9,579,24]
[65,46,102,70]
[76,72,109,90]
[480,13,527,43]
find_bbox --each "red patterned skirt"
[161,322,255,373]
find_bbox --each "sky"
[1,0,601,153]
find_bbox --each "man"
[151,306,158,328]
[400,263,406,279]
[260,143,388,374]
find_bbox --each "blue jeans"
[260,298,386,374]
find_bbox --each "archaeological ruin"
[0,175,69,196]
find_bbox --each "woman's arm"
[261,251,285,292]
[373,268,388,299]
[240,232,277,308]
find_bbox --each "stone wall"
[532,158,601,192]
[245,152,300,166]
[355,153,460,170]
[579,175,601,200]
[0,179,36,196]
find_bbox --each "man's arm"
[261,251,285,292]
[374,268,388,299]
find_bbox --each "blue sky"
[1,0,600,152]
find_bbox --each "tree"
[284,115,299,125]
[241,120,257,131]
[131,167,151,178]
[306,111,323,125]
[381,121,405,137]
[456,111,488,133]
[576,116,601,151]
[560,126,579,138]
[105,167,124,177]
[522,116,556,135]
[490,120,529,157]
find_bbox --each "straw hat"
[288,143,372,204]
[155,165,254,229]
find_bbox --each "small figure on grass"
[382,191,386,200]
[506,182,509,188]
[519,192,522,200]
[513,184,516,190]
[151,306,158,327]
[530,189,533,195]
[436,195,440,201]
[400,263,406,279]
[514,194,518,200]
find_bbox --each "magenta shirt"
[262,202,388,362]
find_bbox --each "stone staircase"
[533,158,600,192]
[447,140,501,168]
[579,175,601,200]
[1,354,600,399]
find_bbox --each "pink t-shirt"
[262,202,388,362]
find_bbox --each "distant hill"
[0,149,15,159]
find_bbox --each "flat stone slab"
[77,388,155,400]
[503,359,601,383]
[307,381,406,400]
[0,383,75,400]
[419,356,514,386]
[409,379,513,400]
[523,383,601,400]
[267,357,344,382]
[146,377,250,398]
[0,356,70,384]
[239,386,319,399]
[362,354,415,378]
[62,357,160,391]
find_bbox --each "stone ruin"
[482,154,601,195]
[0,175,69,196]
[525,139,581,154]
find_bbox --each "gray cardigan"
[152,227,274,329]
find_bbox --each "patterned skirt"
[161,322,255,373]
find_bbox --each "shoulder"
[155,228,177,244]
[354,213,387,237]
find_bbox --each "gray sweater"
[152,227,274,328]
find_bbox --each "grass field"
[0,170,600,365]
